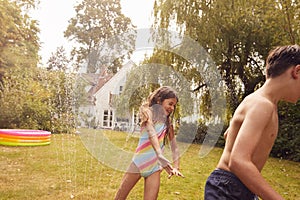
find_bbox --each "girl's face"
[161,97,177,116]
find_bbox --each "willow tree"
[152,0,299,117]
[64,0,135,73]
[151,0,300,161]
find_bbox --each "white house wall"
[94,61,135,129]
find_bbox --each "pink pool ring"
[0,129,51,146]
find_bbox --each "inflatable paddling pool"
[0,129,51,146]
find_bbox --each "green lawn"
[0,129,299,200]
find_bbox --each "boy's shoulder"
[239,91,276,113]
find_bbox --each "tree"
[45,70,77,133]
[12,0,39,10]
[0,0,77,134]
[0,65,77,133]
[64,0,135,73]
[0,66,52,130]
[0,0,40,82]
[150,0,300,161]
[277,0,300,44]
[45,46,78,133]
[47,46,70,72]
[152,0,299,117]
[271,101,300,161]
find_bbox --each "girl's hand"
[168,168,184,179]
[163,163,173,175]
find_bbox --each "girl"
[114,86,184,200]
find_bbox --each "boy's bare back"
[217,87,279,172]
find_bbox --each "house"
[78,61,139,131]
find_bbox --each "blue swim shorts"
[204,168,259,200]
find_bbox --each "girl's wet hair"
[139,86,178,143]
[148,86,178,107]
[266,44,300,78]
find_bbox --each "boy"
[204,44,300,200]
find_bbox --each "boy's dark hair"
[266,44,300,78]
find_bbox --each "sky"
[32,0,155,66]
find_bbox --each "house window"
[103,110,113,127]
[134,114,140,125]
[109,110,113,127]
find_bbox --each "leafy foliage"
[0,0,39,79]
[271,101,300,161]
[0,67,52,129]
[0,66,76,133]
[64,0,135,73]
[44,70,77,133]
[152,0,300,161]
[153,0,299,112]
[47,46,70,71]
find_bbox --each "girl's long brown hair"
[139,86,178,144]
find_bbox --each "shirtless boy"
[204,44,300,200]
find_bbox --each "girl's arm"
[142,108,174,175]
[144,119,173,175]
[169,125,180,168]
[169,125,184,178]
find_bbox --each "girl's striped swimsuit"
[132,122,166,177]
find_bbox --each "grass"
[0,129,299,200]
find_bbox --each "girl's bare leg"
[144,171,161,200]
[114,163,141,200]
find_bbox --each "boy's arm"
[229,102,284,200]
[223,128,229,140]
